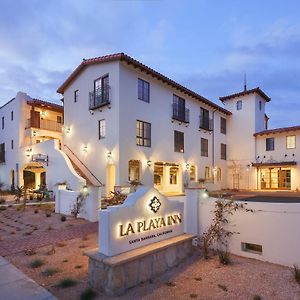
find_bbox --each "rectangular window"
[138,78,150,103]
[201,138,208,157]
[173,95,188,122]
[286,135,296,149]
[221,143,227,160]
[241,242,262,255]
[236,100,242,110]
[11,111,13,121]
[57,116,62,124]
[0,143,5,163]
[94,75,109,102]
[200,107,210,130]
[74,90,79,102]
[174,130,184,153]
[259,100,262,111]
[99,119,106,139]
[1,117,4,129]
[190,165,196,181]
[136,120,151,147]
[11,140,13,150]
[220,117,226,134]
[204,166,210,180]
[266,137,275,151]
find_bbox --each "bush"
[42,268,60,277]
[253,295,262,300]
[0,206,6,211]
[218,250,231,265]
[34,209,38,214]
[55,278,77,288]
[80,288,97,300]
[293,265,300,284]
[29,259,45,268]
[61,215,66,222]
[0,198,6,204]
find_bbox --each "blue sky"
[0,0,299,128]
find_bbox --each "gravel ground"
[6,233,300,300]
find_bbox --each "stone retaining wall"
[86,234,194,296]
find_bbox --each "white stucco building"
[0,53,299,195]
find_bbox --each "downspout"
[212,109,217,183]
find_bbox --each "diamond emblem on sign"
[149,196,161,213]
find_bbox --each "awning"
[252,161,297,168]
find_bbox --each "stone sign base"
[85,234,195,296]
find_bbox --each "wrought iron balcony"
[172,103,190,123]
[199,116,213,131]
[89,86,110,110]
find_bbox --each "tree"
[71,192,89,219]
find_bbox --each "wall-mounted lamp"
[41,111,46,118]
[65,127,71,134]
[246,164,250,172]
[107,151,112,159]
[26,148,32,157]
[82,185,88,193]
[83,145,88,153]
[32,130,37,137]
[186,163,190,170]
[147,160,152,167]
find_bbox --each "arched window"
[128,160,141,182]
[217,168,222,181]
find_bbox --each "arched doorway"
[21,163,46,190]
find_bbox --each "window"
[170,166,178,184]
[190,165,196,181]
[0,143,5,163]
[259,100,262,111]
[174,130,184,153]
[128,160,141,181]
[286,135,296,149]
[173,95,188,122]
[99,119,106,139]
[136,120,151,147]
[1,117,4,129]
[138,78,150,103]
[200,107,210,130]
[204,167,210,180]
[220,117,226,134]
[241,242,262,255]
[266,137,274,151]
[11,140,13,150]
[236,100,242,110]
[94,75,109,102]
[217,168,222,181]
[221,143,227,160]
[201,138,208,157]
[74,90,79,102]
[57,116,62,124]
[11,111,13,121]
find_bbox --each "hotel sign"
[99,187,184,256]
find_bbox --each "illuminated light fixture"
[82,185,88,193]
[32,130,37,137]
[202,191,208,198]
[41,111,46,118]
[180,149,184,153]
[147,160,152,167]
[246,164,250,172]
[65,127,71,134]
[107,151,112,159]
[83,145,88,152]
[186,163,190,170]
[26,148,32,157]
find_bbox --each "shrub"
[0,206,6,211]
[34,209,38,214]
[80,288,97,300]
[0,198,6,204]
[55,278,77,288]
[218,250,231,265]
[29,259,45,268]
[42,268,60,277]
[61,215,66,222]
[75,265,82,269]
[293,265,300,284]
[253,295,262,300]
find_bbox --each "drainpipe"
[212,109,217,183]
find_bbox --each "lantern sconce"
[186,163,190,170]
[83,145,88,153]
[32,130,37,137]
[82,185,88,193]
[147,160,152,167]
[65,127,71,134]
[26,148,32,157]
[107,151,112,159]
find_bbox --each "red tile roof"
[27,98,63,113]
[219,87,271,102]
[57,53,231,115]
[254,125,300,136]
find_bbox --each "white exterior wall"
[224,93,267,189]
[63,61,121,190]
[255,131,300,190]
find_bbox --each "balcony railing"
[26,118,62,132]
[89,86,110,110]
[199,116,213,131]
[172,103,190,123]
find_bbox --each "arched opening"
[21,163,46,190]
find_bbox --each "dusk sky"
[0,0,299,128]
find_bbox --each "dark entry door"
[23,171,35,189]
[30,110,40,128]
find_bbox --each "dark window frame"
[136,120,151,147]
[220,117,226,134]
[98,119,106,140]
[174,130,184,153]
[74,90,79,102]
[1,117,4,130]
[221,143,227,160]
[266,137,275,151]
[236,100,242,110]
[11,111,13,121]
[200,107,210,130]
[201,138,208,157]
[138,78,150,103]
[11,139,13,150]
[0,143,5,163]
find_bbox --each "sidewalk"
[0,256,57,300]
